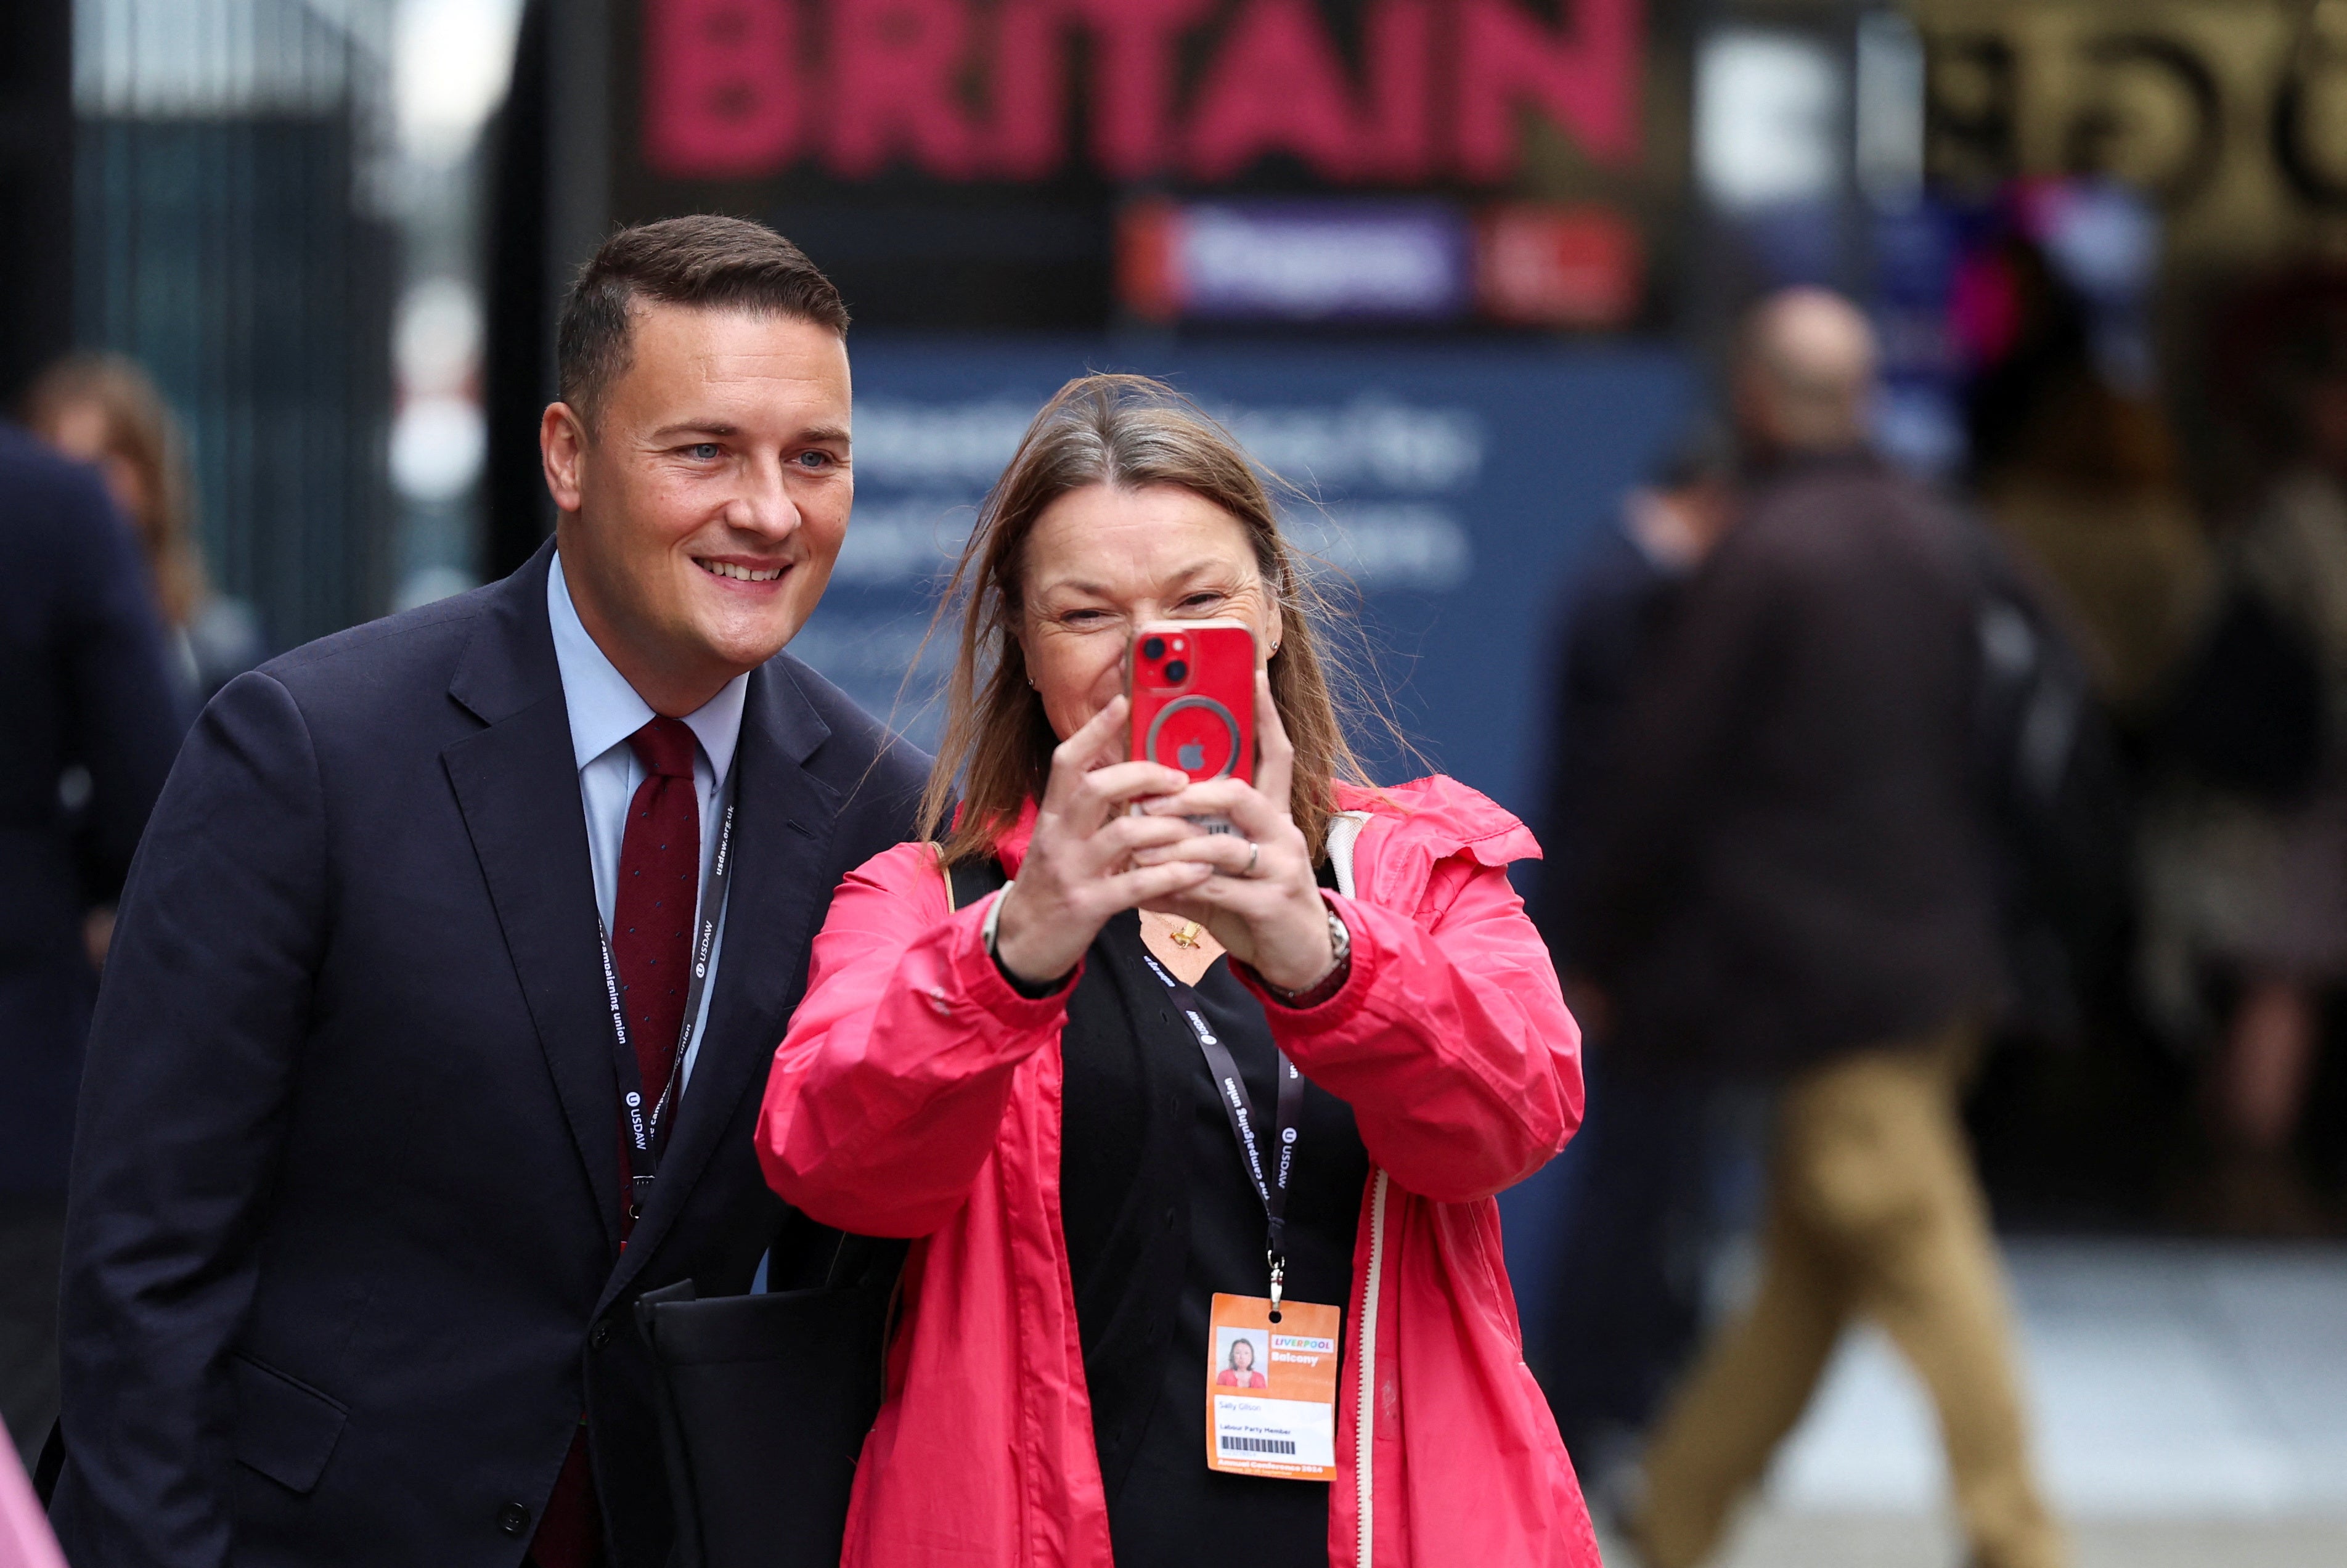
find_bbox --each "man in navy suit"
[51,216,928,1568]
[0,418,181,1470]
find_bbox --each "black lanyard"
[1139,950,1307,1317]
[597,767,738,1222]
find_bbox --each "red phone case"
[1128,619,1257,786]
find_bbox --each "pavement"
[1593,1239,2347,1567]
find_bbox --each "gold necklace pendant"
[1170,920,1204,949]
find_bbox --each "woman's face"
[1018,483,1281,744]
[1230,1338,1255,1370]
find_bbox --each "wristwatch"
[1263,902,1352,1009]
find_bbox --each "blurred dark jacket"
[1575,451,2004,1076]
[1529,512,1687,964]
[0,420,180,1194]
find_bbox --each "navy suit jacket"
[52,543,929,1568]
[0,420,180,1196]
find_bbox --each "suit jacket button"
[496,1502,531,1537]
[590,1319,613,1350]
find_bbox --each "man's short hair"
[556,214,849,427]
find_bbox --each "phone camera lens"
[1163,659,1188,684]
[1141,637,1165,661]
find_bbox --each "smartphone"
[1128,619,1255,830]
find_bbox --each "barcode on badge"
[1219,1434,1298,1455]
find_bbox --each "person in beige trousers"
[1636,1027,2058,1568]
[1572,291,2065,1568]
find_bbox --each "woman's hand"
[1132,673,1339,993]
[990,695,1213,987]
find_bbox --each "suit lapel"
[442,544,622,1253]
[605,658,839,1297]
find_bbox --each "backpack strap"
[937,843,1010,912]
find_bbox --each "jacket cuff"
[940,896,1084,1021]
[1234,894,1373,1032]
[982,889,1079,1000]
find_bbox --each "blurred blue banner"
[804,338,1695,823]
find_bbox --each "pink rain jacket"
[758,776,1599,1567]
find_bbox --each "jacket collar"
[447,541,563,727]
[1742,443,1884,485]
[443,542,626,1251]
[987,800,1042,877]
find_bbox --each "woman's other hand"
[990,694,1213,986]
[1133,672,1337,992]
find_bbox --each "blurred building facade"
[63,0,396,653]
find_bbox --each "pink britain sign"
[642,0,1643,186]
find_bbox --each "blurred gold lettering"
[1917,0,2347,266]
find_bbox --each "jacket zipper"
[1355,1166,1388,1567]
[1328,807,1379,1567]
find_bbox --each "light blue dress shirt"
[548,552,748,1089]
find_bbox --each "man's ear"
[541,401,589,514]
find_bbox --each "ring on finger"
[1244,841,1261,877]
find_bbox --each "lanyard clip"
[1267,1251,1287,1322]
[628,1173,655,1223]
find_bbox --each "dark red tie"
[612,714,701,1190]
[529,719,700,1568]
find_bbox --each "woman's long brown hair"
[919,374,1377,868]
[23,353,207,629]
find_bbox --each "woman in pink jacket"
[758,375,1597,1567]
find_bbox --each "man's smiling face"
[542,300,852,714]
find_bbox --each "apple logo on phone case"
[1146,696,1241,779]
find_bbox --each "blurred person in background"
[2144,299,2347,1233]
[1575,290,2063,1568]
[0,415,181,1470]
[1948,235,2148,1076]
[1525,423,1739,1498]
[23,353,264,714]
[1965,242,2212,728]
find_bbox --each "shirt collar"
[548,551,749,784]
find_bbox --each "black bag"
[634,1233,906,1568]
[633,851,1001,1568]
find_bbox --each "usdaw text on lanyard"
[1140,949,1344,1482]
[595,770,738,1232]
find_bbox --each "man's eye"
[795,449,835,469]
[685,443,721,461]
